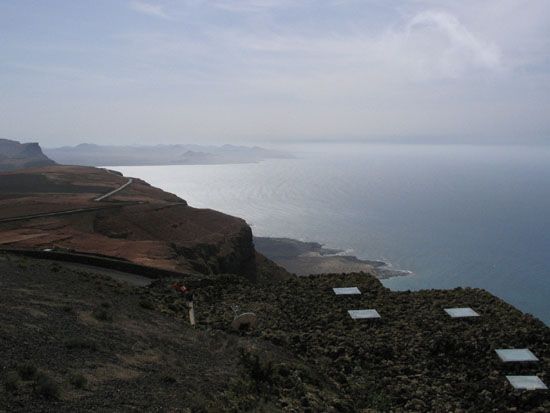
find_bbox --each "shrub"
[69,373,87,389]
[17,362,38,380]
[139,299,155,310]
[61,305,74,313]
[34,373,61,400]
[92,307,113,322]
[64,338,99,351]
[160,374,177,384]
[367,391,391,411]
[3,371,19,393]
[238,349,274,392]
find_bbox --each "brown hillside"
[0,165,286,279]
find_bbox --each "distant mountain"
[44,143,293,166]
[0,139,56,171]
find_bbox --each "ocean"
[113,143,550,324]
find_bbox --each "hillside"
[0,165,287,280]
[0,253,548,412]
[0,139,55,171]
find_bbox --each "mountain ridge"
[0,139,56,171]
[44,143,293,166]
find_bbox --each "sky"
[1,0,549,146]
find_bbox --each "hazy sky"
[1,0,549,146]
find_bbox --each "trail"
[94,178,133,201]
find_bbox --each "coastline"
[1,165,549,411]
[253,236,412,279]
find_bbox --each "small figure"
[172,282,195,326]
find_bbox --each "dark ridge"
[0,138,55,171]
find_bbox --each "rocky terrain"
[0,139,55,171]
[157,273,549,412]
[0,253,548,412]
[0,253,249,412]
[254,237,410,278]
[0,165,286,279]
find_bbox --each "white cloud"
[183,9,503,83]
[129,1,170,19]
[3,0,549,143]
[400,10,502,78]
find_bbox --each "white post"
[188,302,195,326]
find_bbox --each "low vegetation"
[0,253,548,412]
[69,373,88,389]
[34,373,61,400]
[92,307,113,322]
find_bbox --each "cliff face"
[0,139,56,171]
[169,223,256,276]
[0,165,288,280]
[90,202,259,276]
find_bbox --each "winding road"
[0,178,136,224]
[94,178,133,201]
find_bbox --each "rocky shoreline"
[254,236,411,279]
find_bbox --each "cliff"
[0,139,56,171]
[0,165,288,280]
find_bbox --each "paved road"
[94,178,133,201]
[0,204,131,224]
[0,178,136,224]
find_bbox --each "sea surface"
[113,144,550,324]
